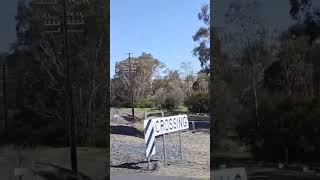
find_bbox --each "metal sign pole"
[179,131,182,162]
[178,113,182,162]
[162,111,167,166]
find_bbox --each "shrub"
[162,96,176,110]
[185,91,209,113]
[239,96,320,162]
[137,98,155,108]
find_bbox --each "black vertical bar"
[61,0,78,174]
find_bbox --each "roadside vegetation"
[213,0,320,172]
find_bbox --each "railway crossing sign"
[144,112,189,170]
[153,115,189,136]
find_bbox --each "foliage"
[137,98,156,108]
[193,4,210,73]
[215,0,320,163]
[0,0,108,147]
[114,53,164,105]
[185,91,209,113]
[87,113,108,147]
[239,97,320,162]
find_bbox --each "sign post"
[161,111,167,166]
[146,111,150,170]
[179,130,182,162]
[178,114,182,162]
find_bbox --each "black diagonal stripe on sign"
[145,119,152,135]
[146,128,154,148]
[148,141,155,157]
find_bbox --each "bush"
[137,98,155,108]
[185,91,209,113]
[87,114,107,147]
[239,97,320,162]
[162,96,176,110]
[6,108,68,147]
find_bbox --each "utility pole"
[125,52,134,120]
[62,0,77,174]
[2,64,8,141]
[36,0,85,176]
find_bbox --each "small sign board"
[153,115,189,136]
[212,168,247,180]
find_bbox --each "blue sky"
[110,0,209,78]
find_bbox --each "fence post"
[192,121,195,133]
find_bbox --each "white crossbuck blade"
[144,115,189,157]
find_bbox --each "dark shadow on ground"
[33,162,92,180]
[110,125,144,138]
[122,114,141,123]
[147,112,162,117]
[111,160,159,170]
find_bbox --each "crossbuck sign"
[153,115,189,136]
[144,114,189,158]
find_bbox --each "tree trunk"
[3,65,8,141]
[252,68,259,128]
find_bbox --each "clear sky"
[110,0,209,78]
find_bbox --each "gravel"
[110,128,210,178]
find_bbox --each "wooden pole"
[62,0,77,174]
